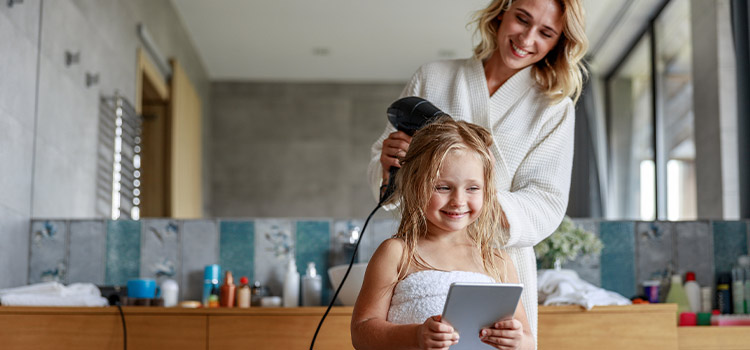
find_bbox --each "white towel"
[0,282,108,307]
[537,270,631,310]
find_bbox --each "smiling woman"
[368,0,588,347]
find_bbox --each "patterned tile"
[67,220,106,284]
[635,221,673,285]
[564,219,601,286]
[181,220,219,301]
[29,220,67,283]
[219,220,254,288]
[712,221,748,275]
[673,221,713,288]
[296,220,331,305]
[254,218,295,297]
[140,219,180,283]
[105,220,141,286]
[332,219,364,266]
[599,221,636,298]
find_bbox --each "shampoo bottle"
[665,274,691,322]
[302,262,322,306]
[220,270,236,307]
[283,259,300,307]
[237,276,251,308]
[732,267,745,314]
[684,272,701,313]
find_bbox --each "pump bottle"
[283,258,300,307]
[302,262,322,306]
[220,270,236,307]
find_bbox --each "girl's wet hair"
[391,116,509,282]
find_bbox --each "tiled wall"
[28,219,750,304]
[28,218,397,305]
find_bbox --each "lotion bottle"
[665,274,691,322]
[683,271,701,313]
[220,270,236,307]
[237,276,251,308]
[283,258,300,307]
[302,262,322,306]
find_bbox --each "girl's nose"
[519,29,534,47]
[450,192,466,206]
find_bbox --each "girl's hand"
[380,131,412,179]
[417,315,459,350]
[479,319,524,349]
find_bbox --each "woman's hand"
[479,319,524,349]
[380,131,412,180]
[417,315,459,350]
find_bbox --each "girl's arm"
[350,238,458,350]
[480,250,534,350]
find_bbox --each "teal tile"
[219,221,254,283]
[105,220,141,285]
[68,220,106,284]
[713,221,748,275]
[296,220,331,305]
[600,221,636,298]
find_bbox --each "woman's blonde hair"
[390,117,509,282]
[472,0,588,104]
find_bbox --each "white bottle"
[302,262,322,307]
[283,258,300,307]
[683,272,701,313]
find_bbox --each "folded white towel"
[0,282,108,307]
[537,269,631,310]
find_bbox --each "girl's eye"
[468,186,481,192]
[435,186,450,192]
[516,15,528,24]
[541,31,553,38]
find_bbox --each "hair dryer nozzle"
[387,96,447,136]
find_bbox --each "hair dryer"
[380,96,448,203]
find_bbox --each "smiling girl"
[354,117,533,350]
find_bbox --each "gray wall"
[0,0,209,288]
[210,82,404,218]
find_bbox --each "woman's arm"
[498,101,575,248]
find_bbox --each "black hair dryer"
[381,96,448,203]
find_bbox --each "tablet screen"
[441,282,523,350]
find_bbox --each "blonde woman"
[368,0,588,346]
[354,117,533,350]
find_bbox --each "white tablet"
[441,282,524,350]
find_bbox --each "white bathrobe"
[368,58,576,342]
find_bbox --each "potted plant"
[534,216,603,270]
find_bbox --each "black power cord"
[309,201,383,349]
[116,302,127,350]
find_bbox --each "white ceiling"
[170,0,665,82]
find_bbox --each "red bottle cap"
[679,312,697,326]
[240,276,249,285]
[685,272,696,281]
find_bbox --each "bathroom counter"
[0,304,741,349]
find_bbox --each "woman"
[368,0,588,346]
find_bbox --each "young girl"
[352,117,533,350]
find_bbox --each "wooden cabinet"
[0,305,746,349]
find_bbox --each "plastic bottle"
[237,276,251,308]
[665,274,691,322]
[717,273,732,314]
[732,267,745,314]
[203,264,221,307]
[283,258,300,307]
[684,272,701,313]
[701,286,712,313]
[302,262,322,306]
[740,256,750,313]
[161,279,179,307]
[220,270,236,307]
[208,285,220,308]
